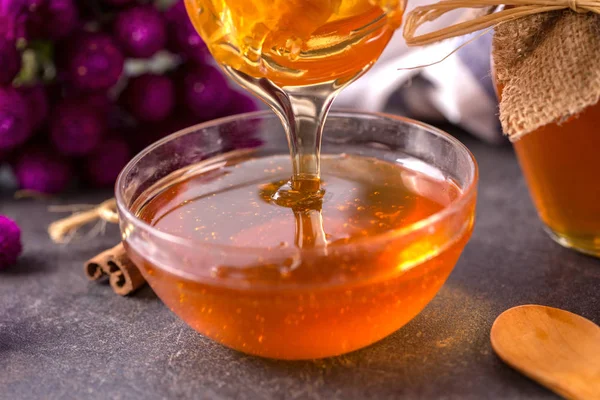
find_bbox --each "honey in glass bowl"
[117,112,478,360]
[117,0,477,361]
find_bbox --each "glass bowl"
[116,111,478,360]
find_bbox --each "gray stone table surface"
[1,131,599,400]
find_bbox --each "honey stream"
[185,0,405,247]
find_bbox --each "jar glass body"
[494,70,600,257]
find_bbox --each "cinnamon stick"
[84,243,147,296]
[84,247,111,281]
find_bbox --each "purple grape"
[114,5,166,59]
[85,136,130,187]
[179,65,231,121]
[100,0,135,6]
[17,84,49,131]
[0,215,22,270]
[50,100,105,156]
[45,0,78,40]
[21,2,44,39]
[72,0,94,21]
[29,0,78,40]
[0,0,39,40]
[0,87,32,152]
[13,148,72,194]
[4,0,71,40]
[0,37,20,85]
[63,32,124,92]
[165,0,209,64]
[221,90,259,117]
[59,89,113,117]
[122,74,175,122]
[129,112,194,152]
[0,0,25,16]
[79,91,112,117]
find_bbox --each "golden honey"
[127,153,473,359]
[184,0,405,87]
[513,103,600,256]
[496,77,600,256]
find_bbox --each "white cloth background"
[334,3,503,144]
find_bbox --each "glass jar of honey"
[495,72,600,257]
[512,103,600,256]
[402,0,600,257]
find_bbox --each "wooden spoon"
[491,305,600,400]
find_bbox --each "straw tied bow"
[403,0,600,46]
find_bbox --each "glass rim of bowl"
[115,110,478,255]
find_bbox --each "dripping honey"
[128,154,472,359]
[184,0,406,193]
[184,0,405,87]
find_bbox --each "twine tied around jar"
[403,0,600,46]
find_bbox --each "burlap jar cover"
[403,2,600,141]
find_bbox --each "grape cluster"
[0,0,258,194]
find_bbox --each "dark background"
[1,129,598,399]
